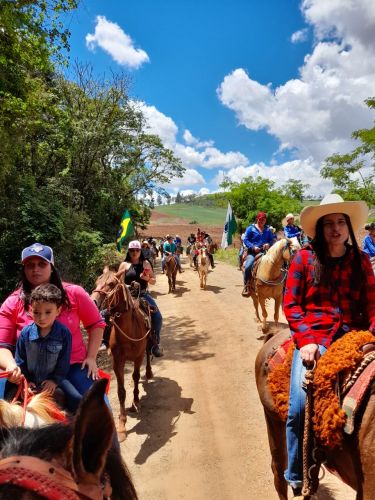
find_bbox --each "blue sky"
[64,0,375,197]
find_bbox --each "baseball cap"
[128,240,142,249]
[21,243,54,265]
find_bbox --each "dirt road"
[104,255,355,500]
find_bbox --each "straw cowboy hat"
[300,193,368,239]
[282,213,295,227]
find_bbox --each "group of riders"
[0,198,375,498]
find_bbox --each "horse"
[165,255,178,293]
[248,238,300,332]
[197,247,210,289]
[256,331,375,500]
[0,379,138,499]
[208,241,218,254]
[91,270,153,441]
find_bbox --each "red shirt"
[284,246,375,348]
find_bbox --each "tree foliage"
[321,98,375,205]
[0,2,184,299]
[221,176,302,231]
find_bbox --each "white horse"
[249,238,301,332]
[197,247,210,289]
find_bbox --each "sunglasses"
[129,249,141,252]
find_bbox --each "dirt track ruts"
[101,255,356,500]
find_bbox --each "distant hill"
[153,203,227,226]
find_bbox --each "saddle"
[267,330,375,448]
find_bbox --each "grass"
[214,248,239,267]
[154,204,227,225]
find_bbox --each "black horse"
[0,379,138,499]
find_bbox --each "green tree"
[221,176,302,230]
[282,179,309,202]
[321,98,375,205]
[175,191,182,203]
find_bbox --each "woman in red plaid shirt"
[283,194,375,495]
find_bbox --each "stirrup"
[242,286,250,297]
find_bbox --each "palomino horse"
[249,238,300,332]
[0,380,138,499]
[92,270,153,441]
[188,242,199,268]
[197,247,210,289]
[165,255,178,292]
[256,331,375,500]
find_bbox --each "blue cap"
[21,243,54,265]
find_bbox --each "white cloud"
[86,16,149,69]
[291,28,309,43]
[213,158,333,197]
[218,0,375,171]
[136,102,250,176]
[168,169,205,189]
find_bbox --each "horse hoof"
[146,370,153,380]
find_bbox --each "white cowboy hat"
[282,213,295,226]
[300,194,368,239]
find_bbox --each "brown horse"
[91,270,153,441]
[249,238,300,332]
[0,379,138,499]
[256,331,375,499]
[165,255,178,292]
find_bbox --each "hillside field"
[152,204,227,225]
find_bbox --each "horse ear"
[72,379,114,482]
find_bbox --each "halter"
[0,455,111,499]
[0,372,29,425]
[94,275,151,343]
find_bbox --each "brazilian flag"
[116,210,134,251]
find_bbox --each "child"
[15,283,82,412]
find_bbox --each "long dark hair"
[20,265,71,309]
[311,213,365,286]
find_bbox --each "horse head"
[0,380,138,499]
[281,237,301,262]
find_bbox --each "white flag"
[221,202,237,249]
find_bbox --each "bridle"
[93,274,150,343]
[0,455,112,499]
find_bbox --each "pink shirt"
[0,283,105,364]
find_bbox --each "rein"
[97,277,151,343]
[0,372,29,425]
[0,455,111,500]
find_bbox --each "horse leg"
[264,409,288,500]
[250,292,262,323]
[131,359,142,413]
[259,296,269,332]
[112,354,127,442]
[145,346,153,379]
[274,293,282,328]
[168,274,172,293]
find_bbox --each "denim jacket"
[15,321,72,387]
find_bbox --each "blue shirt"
[163,242,177,254]
[243,224,275,252]
[15,320,72,387]
[362,235,375,257]
[283,224,302,238]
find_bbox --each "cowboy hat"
[282,213,295,227]
[300,194,368,238]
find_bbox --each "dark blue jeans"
[143,293,163,344]
[59,378,82,412]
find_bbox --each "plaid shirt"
[284,246,375,348]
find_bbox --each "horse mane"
[27,392,66,424]
[0,393,66,428]
[261,239,288,266]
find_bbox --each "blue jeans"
[59,378,82,412]
[243,253,255,284]
[285,345,327,487]
[143,293,163,344]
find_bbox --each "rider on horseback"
[363,222,375,258]
[283,194,375,496]
[117,240,164,357]
[162,235,183,273]
[242,212,276,297]
[282,213,302,239]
